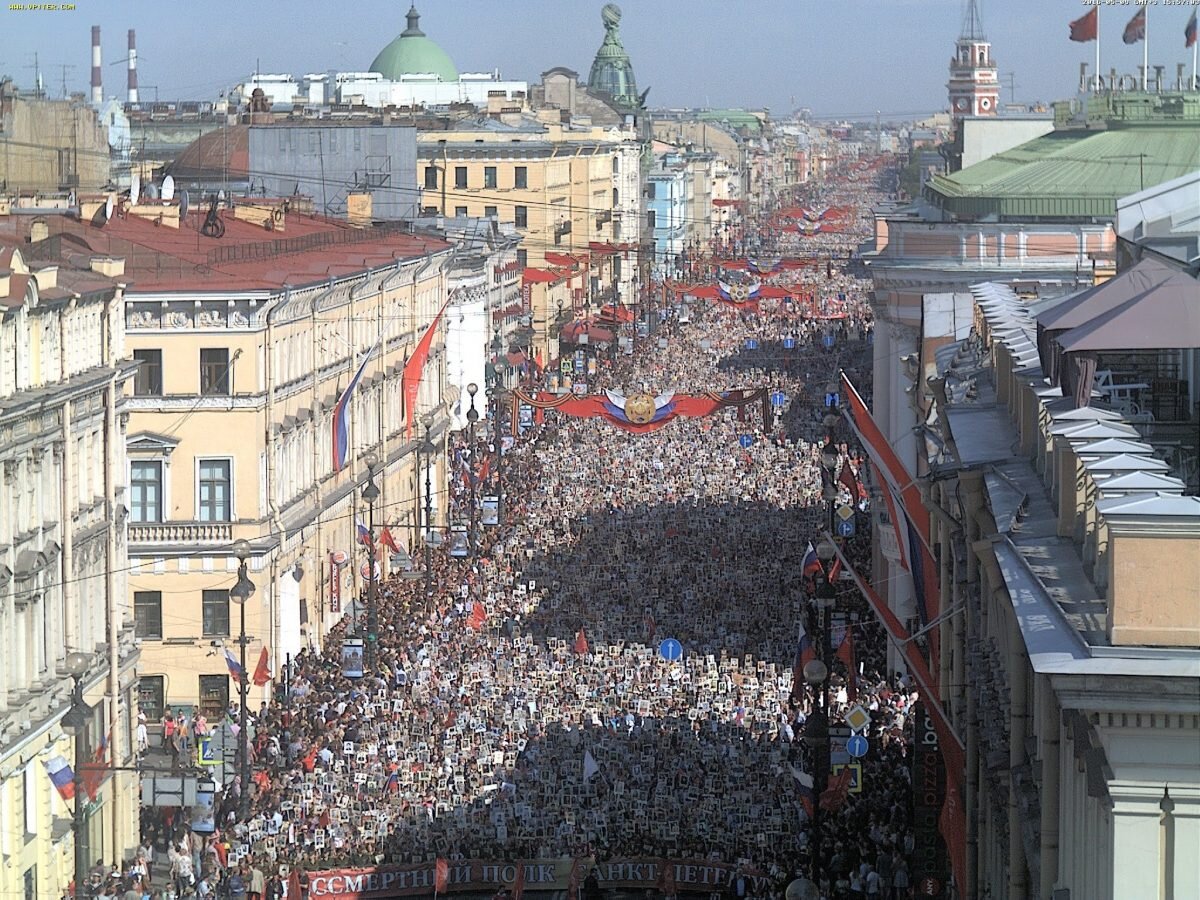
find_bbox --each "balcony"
[128,522,234,544]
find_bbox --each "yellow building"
[54,199,454,716]
[0,239,140,898]
[417,115,641,365]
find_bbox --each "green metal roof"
[926,93,1200,221]
[370,6,458,83]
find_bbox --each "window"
[454,166,467,189]
[423,167,438,190]
[514,166,527,189]
[23,866,36,900]
[202,589,230,637]
[422,206,438,216]
[514,205,528,228]
[613,188,619,207]
[133,349,162,396]
[484,206,497,219]
[134,591,163,639]
[483,167,497,189]
[138,676,165,722]
[455,206,468,217]
[199,348,230,396]
[198,675,229,721]
[197,459,231,522]
[646,182,657,200]
[647,210,656,230]
[612,157,619,174]
[613,256,622,281]
[516,249,527,268]
[130,460,162,523]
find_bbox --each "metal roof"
[925,101,1200,220]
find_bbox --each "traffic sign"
[197,737,217,766]
[822,334,836,349]
[846,734,868,759]
[738,434,754,448]
[831,762,863,793]
[824,391,839,408]
[659,638,683,662]
[783,337,796,350]
[745,339,759,350]
[837,504,854,521]
[770,390,787,408]
[836,519,855,537]
[845,704,871,732]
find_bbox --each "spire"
[961,0,984,40]
[402,5,424,37]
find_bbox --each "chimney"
[91,26,102,106]
[127,29,138,104]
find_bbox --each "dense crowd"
[107,167,926,900]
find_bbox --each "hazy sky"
[3,0,1197,120]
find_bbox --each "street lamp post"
[420,413,437,595]
[63,651,92,900]
[490,385,508,521]
[362,451,381,669]
[805,537,838,894]
[229,539,256,822]
[465,383,479,557]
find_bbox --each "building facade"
[947,0,1000,122]
[646,152,692,277]
[0,243,140,899]
[0,81,112,193]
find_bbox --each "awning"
[522,267,567,285]
[1056,264,1200,352]
[561,320,614,343]
[596,303,634,323]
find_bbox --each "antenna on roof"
[97,194,114,228]
[162,174,176,202]
[130,172,141,207]
[179,189,190,221]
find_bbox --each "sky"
[2,0,1197,121]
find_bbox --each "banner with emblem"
[511,387,771,434]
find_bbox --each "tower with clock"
[947,0,1000,122]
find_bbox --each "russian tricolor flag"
[801,542,822,579]
[43,755,75,800]
[791,619,818,698]
[330,344,376,474]
[356,518,374,547]
[224,649,245,684]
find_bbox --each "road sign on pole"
[659,638,683,662]
[846,734,868,759]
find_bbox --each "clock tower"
[947,0,999,121]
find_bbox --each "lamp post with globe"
[63,651,93,900]
[229,539,255,821]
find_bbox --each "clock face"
[955,99,968,111]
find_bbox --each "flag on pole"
[379,527,401,554]
[791,766,815,818]
[791,620,818,699]
[837,459,859,496]
[836,630,858,702]
[43,755,76,800]
[820,766,854,812]
[582,749,601,782]
[467,601,486,631]
[401,299,451,438]
[1186,10,1197,47]
[252,646,272,687]
[574,627,589,655]
[355,518,373,547]
[434,859,449,894]
[1069,7,1098,42]
[656,860,677,897]
[1123,8,1146,44]
[800,542,822,579]
[224,649,245,684]
[330,344,376,473]
[512,863,526,900]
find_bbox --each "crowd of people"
[114,164,930,900]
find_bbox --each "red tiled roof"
[522,267,568,285]
[49,211,450,292]
[2,273,31,309]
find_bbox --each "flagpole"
[1096,6,1102,92]
[1193,26,1197,91]
[1143,6,1149,92]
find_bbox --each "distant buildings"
[0,80,111,193]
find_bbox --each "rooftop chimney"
[91,26,102,106]
[127,29,138,104]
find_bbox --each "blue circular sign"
[659,638,683,662]
[846,734,868,758]
[770,391,786,407]
[738,434,754,448]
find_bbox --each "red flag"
[656,861,676,896]
[401,298,450,438]
[80,729,110,802]
[574,628,589,655]
[837,459,858,496]
[1187,10,1198,48]
[434,859,449,894]
[379,527,401,554]
[468,601,486,631]
[836,630,857,702]
[1123,8,1146,44]
[512,862,526,900]
[566,859,582,900]
[1069,7,1098,42]
[828,556,843,584]
[819,766,853,812]
[252,646,272,687]
[302,744,318,773]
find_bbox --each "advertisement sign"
[189,781,216,834]
[289,858,766,900]
[912,701,948,897]
[328,551,346,614]
[481,496,499,527]
[341,638,364,679]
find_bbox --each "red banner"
[401,298,450,438]
[290,859,765,899]
[511,388,770,434]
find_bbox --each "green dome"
[370,6,458,82]
[587,3,640,111]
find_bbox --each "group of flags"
[1069,6,1197,47]
[356,520,402,555]
[42,728,111,804]
[330,299,451,475]
[791,763,854,820]
[224,645,274,687]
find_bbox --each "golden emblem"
[623,392,657,424]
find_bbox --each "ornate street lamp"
[466,384,479,557]
[228,539,255,821]
[63,651,92,900]
[362,451,381,668]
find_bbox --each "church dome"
[587,3,640,111]
[370,6,459,82]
